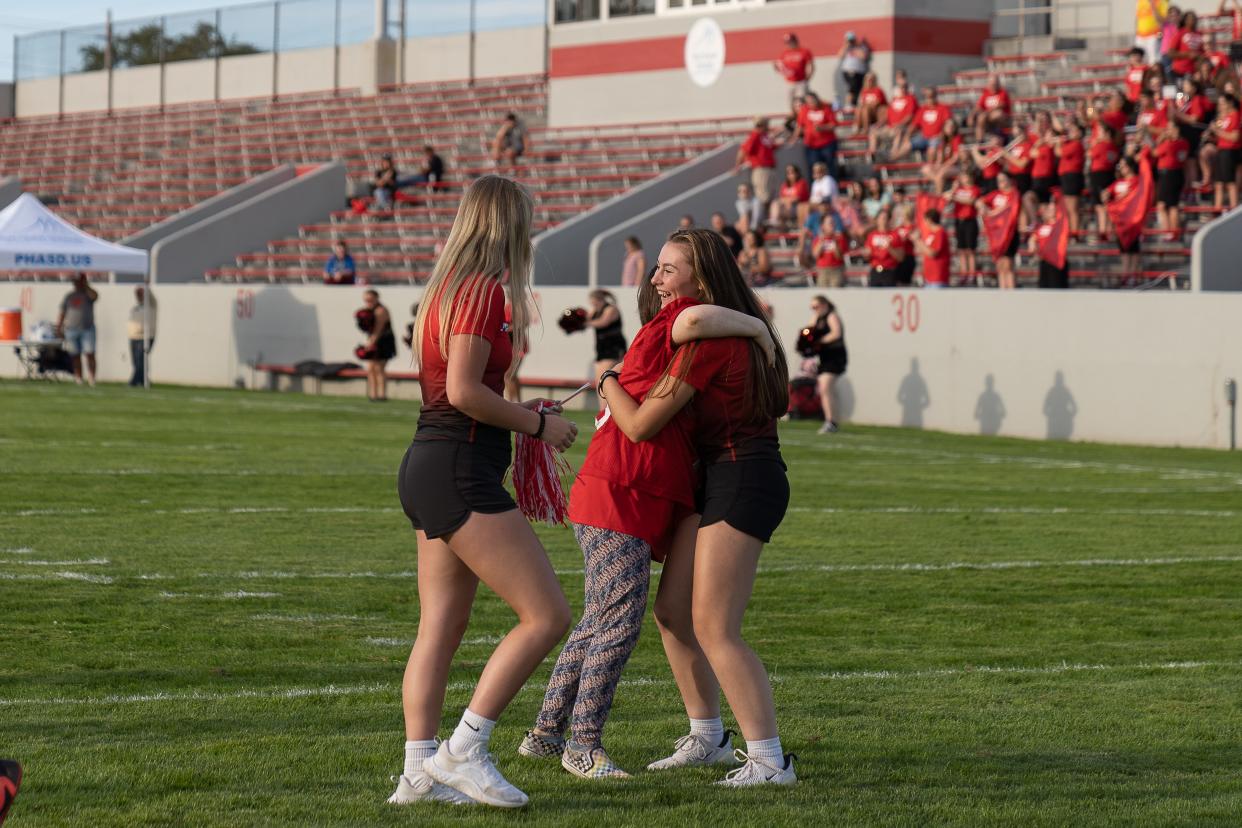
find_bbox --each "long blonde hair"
[414,175,534,372]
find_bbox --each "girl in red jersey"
[1208,94,1242,210]
[1055,121,1086,233]
[854,71,888,136]
[944,170,981,281]
[977,172,1021,289]
[1089,123,1122,240]
[1154,123,1191,236]
[519,254,773,780]
[921,118,964,194]
[1101,157,1144,278]
[973,75,1013,140]
[1173,77,1213,186]
[597,229,796,787]
[392,176,579,809]
[863,208,905,287]
[913,207,952,289]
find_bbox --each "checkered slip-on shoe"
[560,743,630,779]
[517,729,565,759]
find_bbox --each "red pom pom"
[510,402,572,526]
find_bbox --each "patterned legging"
[535,524,651,748]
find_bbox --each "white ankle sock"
[404,740,437,776]
[746,736,784,766]
[447,709,496,755]
[689,717,724,740]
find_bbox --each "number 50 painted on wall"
[890,293,920,333]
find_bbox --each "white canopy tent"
[0,193,153,386]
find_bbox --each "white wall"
[3,283,1240,449]
[402,26,546,84]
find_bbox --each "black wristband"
[598,370,621,399]
[532,410,546,440]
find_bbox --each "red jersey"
[1030,141,1057,178]
[980,148,1002,181]
[978,88,1012,114]
[1137,101,1170,132]
[982,188,1017,214]
[778,47,814,82]
[1057,139,1085,175]
[1180,94,1214,124]
[797,104,838,148]
[887,93,918,127]
[918,104,952,139]
[1006,140,1033,175]
[1170,28,1205,76]
[780,178,810,202]
[1215,111,1242,150]
[741,129,777,169]
[1033,222,1060,264]
[416,276,513,445]
[679,338,780,464]
[1155,137,1190,170]
[1106,175,1139,201]
[859,86,887,109]
[1089,139,1120,173]
[1100,109,1128,133]
[949,183,980,220]
[895,224,915,257]
[866,229,902,270]
[1124,65,1147,102]
[920,226,951,285]
[815,232,849,268]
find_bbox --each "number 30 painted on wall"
[890,293,920,333]
[235,289,255,320]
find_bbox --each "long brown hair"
[652,229,789,423]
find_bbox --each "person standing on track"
[390,175,579,810]
[584,289,627,386]
[360,289,396,402]
[596,230,797,787]
[806,293,847,432]
[518,245,775,780]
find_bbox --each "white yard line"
[0,572,114,584]
[158,591,281,599]
[0,558,109,566]
[817,659,1241,681]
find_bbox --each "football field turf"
[2,380,1241,826]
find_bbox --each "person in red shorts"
[1154,123,1191,236]
[1055,121,1087,234]
[972,75,1012,140]
[734,116,781,208]
[945,170,981,281]
[597,229,797,788]
[913,207,952,288]
[774,32,814,109]
[518,248,774,780]
[392,176,579,809]
[863,208,905,287]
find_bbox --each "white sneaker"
[386,772,476,805]
[423,741,529,809]
[646,731,736,770]
[716,750,797,787]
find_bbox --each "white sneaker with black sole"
[423,741,529,808]
[716,750,797,787]
[646,731,737,770]
[386,772,476,805]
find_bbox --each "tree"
[78,22,259,71]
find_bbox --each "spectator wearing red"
[863,209,905,287]
[893,205,917,287]
[912,208,951,289]
[1101,156,1145,278]
[1168,11,1205,80]
[1089,123,1122,238]
[921,118,965,194]
[775,33,815,108]
[1208,93,1242,210]
[1136,88,1171,140]
[736,116,780,207]
[870,70,918,160]
[899,87,953,161]
[1027,111,1061,206]
[769,164,810,230]
[973,75,1012,140]
[854,71,887,136]
[977,172,1021,289]
[1124,47,1151,104]
[794,92,840,180]
[1174,76,1214,160]
[1000,123,1035,200]
[945,170,981,281]
[1028,201,1071,289]
[1154,123,1191,236]
[971,133,1006,195]
[1055,121,1087,234]
[1097,90,1130,134]
[812,221,850,288]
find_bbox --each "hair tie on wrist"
[597,369,620,399]
[533,410,547,440]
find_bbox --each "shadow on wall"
[835,374,856,422]
[1043,370,1077,440]
[897,357,930,428]
[975,373,1006,436]
[231,287,324,388]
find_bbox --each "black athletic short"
[895,256,916,286]
[1214,147,1240,184]
[1000,232,1020,260]
[1157,169,1185,206]
[696,458,790,544]
[374,331,397,361]
[979,176,999,196]
[1059,171,1085,199]
[1038,260,1069,288]
[869,265,897,287]
[1011,172,1032,194]
[1088,169,1115,205]
[818,346,848,376]
[955,217,979,251]
[595,335,626,363]
[1179,122,1205,153]
[1031,175,1058,204]
[397,436,516,539]
[1118,234,1141,254]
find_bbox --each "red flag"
[982,190,1020,259]
[1106,157,1154,250]
[1038,197,1070,270]
[915,192,945,236]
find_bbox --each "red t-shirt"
[1171,29,1205,76]
[1034,222,1060,263]
[887,94,918,127]
[1124,65,1147,103]
[1155,137,1190,170]
[815,232,849,268]
[895,223,915,257]
[678,338,781,464]
[980,148,1002,181]
[416,276,513,444]
[1030,141,1057,178]
[781,179,810,202]
[779,47,814,82]
[982,188,1017,214]
[741,129,777,169]
[978,88,1012,114]
[1138,101,1170,132]
[1057,139,1085,175]
[1215,111,1242,150]
[860,87,887,109]
[1100,109,1128,133]
[798,104,838,148]
[1006,140,1033,175]
[1106,175,1139,201]
[866,229,902,269]
[1180,94,1214,124]
[920,226,951,285]
[950,183,980,220]
[918,104,952,139]
[1089,139,1120,173]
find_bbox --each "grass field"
[3,380,1242,826]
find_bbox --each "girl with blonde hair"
[390,175,578,809]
